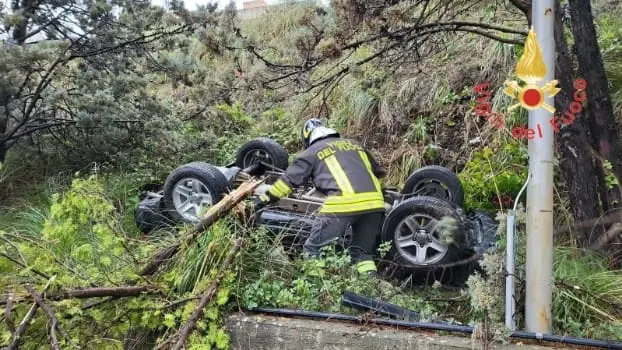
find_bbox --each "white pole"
[505,211,516,331]
[525,1,555,333]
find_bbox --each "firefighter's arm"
[264,151,314,202]
[365,149,387,179]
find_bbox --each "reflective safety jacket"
[267,137,387,214]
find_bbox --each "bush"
[458,143,528,211]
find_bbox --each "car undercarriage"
[135,137,498,285]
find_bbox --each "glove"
[250,193,272,211]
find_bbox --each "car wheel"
[381,196,467,268]
[401,165,465,207]
[162,162,230,224]
[235,137,289,172]
[135,195,172,234]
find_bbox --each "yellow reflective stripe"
[323,192,384,205]
[268,179,292,198]
[324,155,355,195]
[268,186,286,197]
[273,179,292,194]
[319,199,385,213]
[358,150,382,192]
[356,260,377,273]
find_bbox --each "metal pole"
[525,2,555,333]
[505,211,516,331]
[506,172,529,332]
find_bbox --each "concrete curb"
[226,313,578,350]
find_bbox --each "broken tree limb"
[589,222,622,251]
[7,302,39,350]
[553,209,622,237]
[45,285,157,301]
[26,284,71,348]
[4,292,15,333]
[1,285,157,306]
[164,237,244,350]
[140,178,263,277]
[7,280,55,350]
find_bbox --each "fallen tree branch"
[140,178,263,277]
[163,238,244,350]
[0,251,51,280]
[4,292,15,333]
[1,285,156,306]
[46,285,156,301]
[589,223,622,251]
[7,280,55,349]
[554,210,622,237]
[7,302,39,350]
[26,284,71,348]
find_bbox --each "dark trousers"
[304,211,384,263]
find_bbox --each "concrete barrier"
[226,313,576,350]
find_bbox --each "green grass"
[552,247,622,339]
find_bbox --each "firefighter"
[253,118,387,277]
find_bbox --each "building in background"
[238,0,319,20]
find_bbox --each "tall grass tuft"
[552,247,622,339]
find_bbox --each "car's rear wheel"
[235,137,289,174]
[401,165,465,207]
[162,162,230,223]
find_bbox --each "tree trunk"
[552,0,605,245]
[568,0,622,211]
[11,0,37,44]
[0,144,7,163]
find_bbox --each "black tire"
[381,196,467,269]
[134,195,173,234]
[235,137,289,172]
[401,165,465,207]
[162,162,230,223]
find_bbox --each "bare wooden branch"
[46,285,156,301]
[140,178,263,277]
[553,209,622,236]
[589,223,622,252]
[169,238,244,350]
[7,302,39,350]
[1,285,156,306]
[4,292,15,333]
[26,284,71,348]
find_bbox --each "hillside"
[1,0,622,348]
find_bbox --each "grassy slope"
[0,0,621,343]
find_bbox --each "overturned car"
[135,137,498,285]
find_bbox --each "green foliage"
[552,247,622,339]
[459,143,528,211]
[238,229,454,321]
[603,160,619,189]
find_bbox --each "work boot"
[356,259,377,278]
